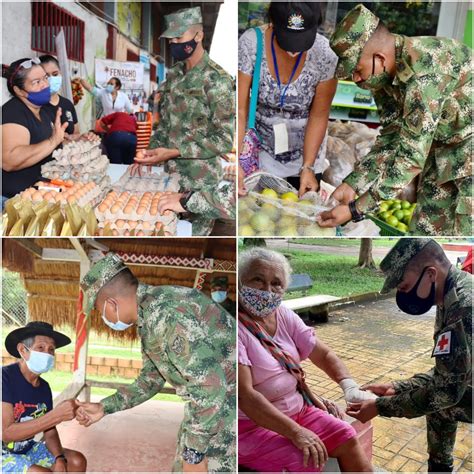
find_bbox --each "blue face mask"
[102,300,133,331]
[211,291,227,304]
[106,84,115,93]
[48,75,62,94]
[23,347,55,374]
[26,86,51,106]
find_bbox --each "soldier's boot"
[427,459,454,472]
[426,411,457,473]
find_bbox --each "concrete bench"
[287,274,314,295]
[238,415,373,472]
[284,294,341,323]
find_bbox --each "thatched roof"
[2,238,236,340]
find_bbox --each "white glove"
[339,378,378,402]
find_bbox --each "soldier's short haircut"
[407,241,450,272]
[189,23,204,34]
[99,268,139,297]
[239,247,292,290]
[363,21,391,54]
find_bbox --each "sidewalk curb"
[328,290,395,311]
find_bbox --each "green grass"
[288,238,396,247]
[282,250,384,299]
[42,370,183,403]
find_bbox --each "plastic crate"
[368,214,407,236]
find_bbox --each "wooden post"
[69,238,91,401]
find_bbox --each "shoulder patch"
[432,331,452,357]
[208,59,231,79]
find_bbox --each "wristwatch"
[179,191,194,212]
[349,200,364,222]
[55,454,67,463]
[182,447,205,465]
[299,165,314,175]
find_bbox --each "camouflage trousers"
[166,161,223,236]
[172,389,236,473]
[426,385,472,465]
[409,138,473,236]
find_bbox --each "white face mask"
[22,347,55,374]
[102,300,133,331]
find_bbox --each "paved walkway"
[301,298,472,472]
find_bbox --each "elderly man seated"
[2,321,87,473]
[238,248,375,472]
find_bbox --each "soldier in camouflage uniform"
[346,239,472,472]
[76,254,236,472]
[210,276,236,318]
[133,7,235,235]
[156,182,236,235]
[318,4,472,236]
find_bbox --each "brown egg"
[123,230,131,236]
[112,230,119,236]
[123,205,134,215]
[67,195,76,204]
[32,191,43,201]
[98,203,108,213]
[110,204,121,214]
[66,180,74,186]
[128,220,138,229]
[136,230,145,236]
[150,207,158,216]
[142,221,151,229]
[43,192,53,200]
[115,219,125,228]
[155,222,163,230]
[136,206,146,215]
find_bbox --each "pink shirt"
[238,305,316,419]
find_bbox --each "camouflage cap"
[211,276,229,288]
[161,6,202,39]
[330,4,380,80]
[80,253,128,315]
[380,238,435,294]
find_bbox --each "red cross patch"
[432,331,452,356]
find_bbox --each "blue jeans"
[104,131,137,165]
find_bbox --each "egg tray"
[50,139,102,166]
[42,156,109,183]
[111,167,180,193]
[95,191,177,232]
[18,182,106,210]
[96,217,178,237]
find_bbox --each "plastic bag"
[239,172,337,236]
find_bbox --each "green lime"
[379,202,389,212]
[394,210,405,220]
[390,203,402,211]
[379,211,392,220]
[401,200,411,210]
[386,215,399,227]
[397,222,408,233]
[402,209,412,217]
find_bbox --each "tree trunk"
[358,238,376,269]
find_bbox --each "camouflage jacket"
[101,283,236,453]
[186,182,236,220]
[150,52,235,191]
[376,267,472,418]
[344,35,473,212]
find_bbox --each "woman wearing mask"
[39,55,79,137]
[238,247,374,472]
[238,2,338,196]
[1,58,68,202]
[2,321,87,473]
[80,76,132,118]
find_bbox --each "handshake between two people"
[54,399,105,427]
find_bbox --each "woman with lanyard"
[238,1,338,196]
[79,76,132,118]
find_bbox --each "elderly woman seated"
[238,248,374,472]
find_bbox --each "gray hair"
[20,337,35,349]
[239,247,292,290]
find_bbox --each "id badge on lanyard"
[271,31,303,156]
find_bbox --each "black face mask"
[170,35,198,61]
[396,267,436,315]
